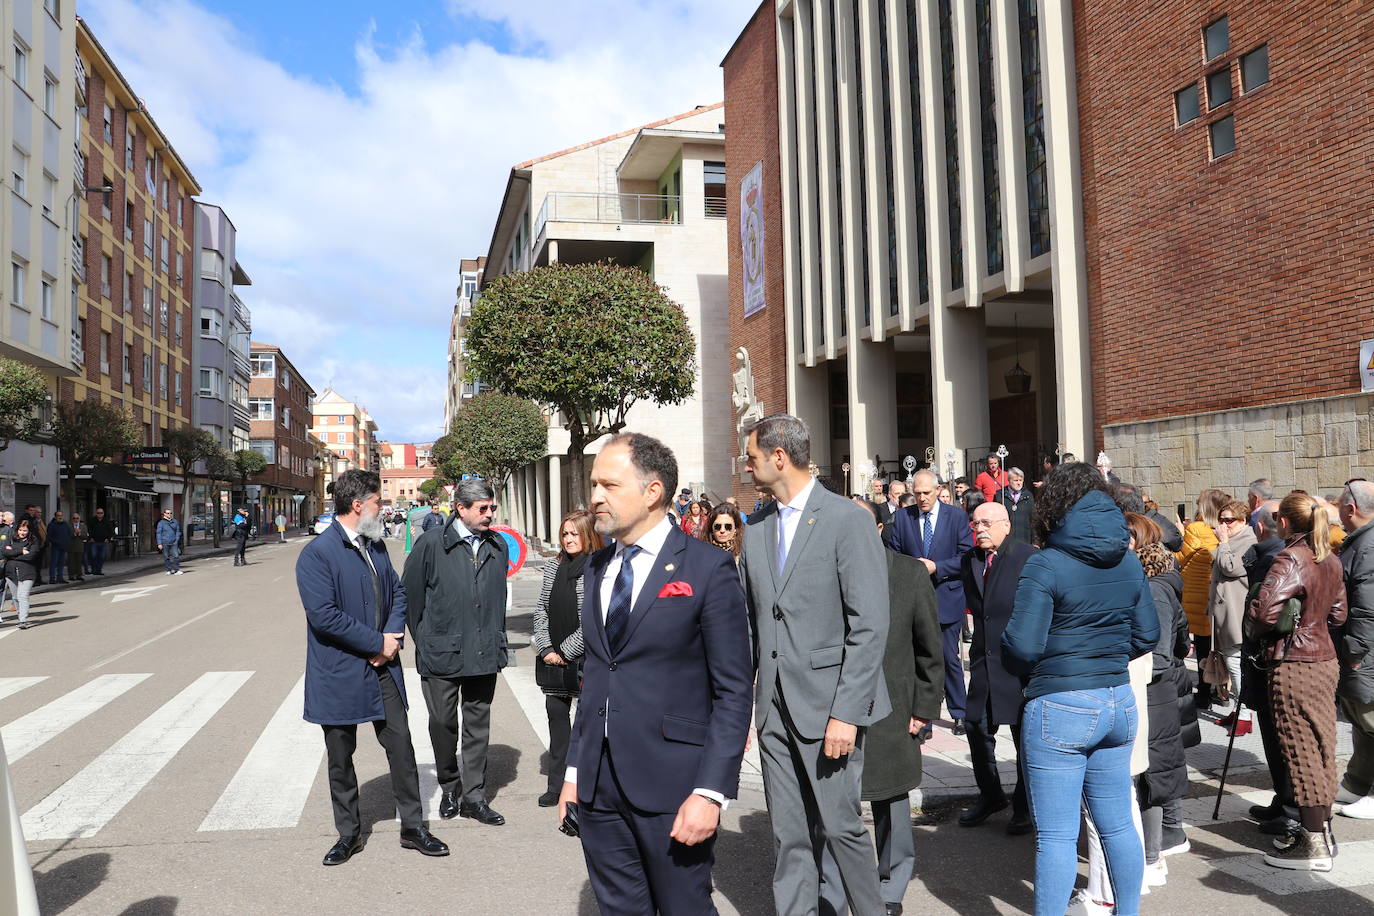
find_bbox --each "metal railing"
[231,294,252,332]
[70,329,83,368]
[71,234,85,282]
[705,196,727,219]
[534,191,681,238]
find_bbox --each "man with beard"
[295,469,447,866]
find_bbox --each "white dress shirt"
[336,519,376,575]
[567,514,728,806]
[776,478,817,563]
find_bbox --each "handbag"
[535,656,581,693]
[1200,651,1232,703]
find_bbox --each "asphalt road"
[5,536,1374,915]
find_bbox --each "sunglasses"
[712,523,736,532]
[1219,517,1239,524]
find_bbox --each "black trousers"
[965,706,1028,818]
[580,740,716,915]
[545,693,575,794]
[421,673,496,804]
[234,534,247,563]
[1255,681,1296,809]
[321,667,423,836]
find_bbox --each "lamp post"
[903,454,917,483]
[995,444,1009,506]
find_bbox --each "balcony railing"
[533,192,681,239]
[70,329,83,368]
[74,145,86,186]
[705,196,727,219]
[231,349,252,380]
[232,294,251,332]
[71,235,85,283]
[231,400,251,428]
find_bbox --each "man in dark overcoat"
[958,501,1034,834]
[296,469,448,866]
[403,478,510,826]
[820,501,944,916]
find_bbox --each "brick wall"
[724,1,789,501]
[1076,1,1374,431]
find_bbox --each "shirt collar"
[922,501,940,519]
[617,515,675,560]
[783,479,816,514]
[337,519,363,544]
[452,517,476,540]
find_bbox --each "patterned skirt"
[1269,659,1340,807]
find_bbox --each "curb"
[29,534,297,595]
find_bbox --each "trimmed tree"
[49,400,141,514]
[0,357,48,453]
[233,449,268,529]
[434,393,548,497]
[163,427,220,545]
[463,262,696,507]
[204,446,236,547]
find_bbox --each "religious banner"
[740,161,766,317]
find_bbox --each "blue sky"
[76,0,749,442]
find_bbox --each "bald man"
[958,502,1035,833]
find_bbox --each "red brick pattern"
[724,1,790,501]
[1075,1,1374,431]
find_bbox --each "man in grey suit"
[741,414,892,916]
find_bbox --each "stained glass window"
[939,0,964,290]
[1019,0,1050,257]
[880,0,898,317]
[906,1,930,304]
[977,0,1003,274]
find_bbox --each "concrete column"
[791,363,832,469]
[525,463,540,543]
[848,339,899,486]
[931,305,990,473]
[535,458,551,542]
[1041,0,1093,459]
[547,455,564,537]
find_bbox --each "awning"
[90,463,156,498]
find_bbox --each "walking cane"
[1213,702,1244,820]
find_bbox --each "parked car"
[311,513,335,536]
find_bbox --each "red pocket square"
[658,581,694,598]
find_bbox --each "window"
[160,236,169,273]
[1174,84,1200,125]
[281,406,291,428]
[100,331,110,373]
[174,251,183,282]
[144,219,153,259]
[100,177,111,219]
[336,432,345,444]
[176,194,183,226]
[702,161,726,218]
[199,367,223,397]
[200,248,224,281]
[122,271,132,311]
[1206,69,1232,108]
[251,353,275,377]
[1203,16,1229,60]
[281,445,291,472]
[44,0,58,19]
[175,372,182,406]
[337,415,345,424]
[44,76,56,117]
[143,286,153,324]
[174,311,182,347]
[13,43,27,90]
[250,440,276,464]
[10,262,23,307]
[40,279,53,320]
[12,146,27,198]
[249,398,274,420]
[123,344,132,384]
[159,300,168,334]
[143,353,152,392]
[145,150,156,192]
[281,371,291,391]
[159,362,167,400]
[102,103,113,142]
[1241,44,1269,92]
[200,308,222,337]
[42,172,56,217]
[161,178,169,208]
[100,255,111,297]
[1209,115,1236,158]
[125,131,134,171]
[125,201,135,240]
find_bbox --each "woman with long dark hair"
[700,502,744,564]
[1002,463,1159,916]
[1247,493,1348,871]
[531,509,604,807]
[2,518,40,629]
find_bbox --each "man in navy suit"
[890,469,973,734]
[557,433,753,915]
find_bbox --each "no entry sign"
[490,525,528,577]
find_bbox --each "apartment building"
[193,202,252,453]
[379,441,436,506]
[443,256,485,434]
[248,342,317,527]
[309,387,380,491]
[483,104,733,543]
[0,0,79,515]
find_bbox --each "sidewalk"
[26,528,311,595]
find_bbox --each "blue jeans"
[47,547,67,581]
[161,542,181,573]
[1022,685,1141,916]
[85,541,107,574]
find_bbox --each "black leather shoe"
[951,719,967,737]
[322,835,363,866]
[459,800,506,826]
[885,904,904,915]
[1259,814,1301,837]
[537,790,560,808]
[1006,813,1034,835]
[439,790,461,819]
[959,796,1009,827]
[1249,801,1284,821]
[399,827,449,856]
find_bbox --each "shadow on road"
[118,896,179,915]
[33,851,111,915]
[487,743,521,799]
[18,615,79,628]
[715,810,778,915]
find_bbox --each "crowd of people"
[291,424,1372,916]
[0,504,118,628]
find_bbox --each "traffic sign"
[490,525,528,578]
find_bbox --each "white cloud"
[77,0,753,441]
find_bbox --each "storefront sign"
[1362,338,1374,393]
[123,447,170,464]
[740,160,766,317]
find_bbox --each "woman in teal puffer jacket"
[1002,463,1160,916]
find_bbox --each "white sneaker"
[1335,785,1362,806]
[174,570,185,576]
[1144,859,1168,887]
[1336,795,1374,819]
[1065,890,1112,916]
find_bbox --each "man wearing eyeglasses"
[958,502,1035,834]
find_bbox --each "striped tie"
[603,545,641,654]
[922,512,934,557]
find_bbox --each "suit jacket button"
[773,609,783,620]
[598,706,606,716]
[609,662,617,671]
[771,651,778,659]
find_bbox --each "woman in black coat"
[1127,513,1191,881]
[2,518,41,629]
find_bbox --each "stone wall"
[1104,392,1374,507]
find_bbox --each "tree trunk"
[566,441,586,510]
[180,475,192,549]
[63,458,80,517]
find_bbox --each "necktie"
[922,512,934,557]
[776,507,792,574]
[604,545,641,654]
[356,536,383,630]
[984,550,996,585]
[466,534,480,558]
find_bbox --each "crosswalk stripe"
[198,675,322,832]
[502,663,550,749]
[403,668,441,819]
[21,671,253,840]
[0,676,47,702]
[2,674,151,763]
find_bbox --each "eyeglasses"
[1219,517,1239,524]
[970,520,1005,530]
[712,523,735,532]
